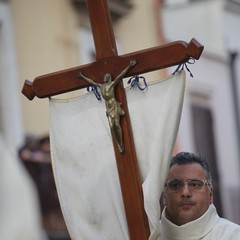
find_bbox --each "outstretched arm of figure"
[77,72,100,87]
[113,59,137,85]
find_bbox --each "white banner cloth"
[49,71,186,240]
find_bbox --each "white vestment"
[0,135,47,240]
[49,71,186,240]
[160,204,240,240]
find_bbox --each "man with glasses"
[160,152,240,239]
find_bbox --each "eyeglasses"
[165,179,209,192]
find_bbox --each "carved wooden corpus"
[22,0,203,239]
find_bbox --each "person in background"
[160,151,240,240]
[18,135,70,238]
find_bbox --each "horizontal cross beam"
[22,39,203,100]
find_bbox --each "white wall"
[223,10,240,121]
[163,0,226,56]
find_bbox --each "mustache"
[177,200,196,206]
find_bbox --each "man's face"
[163,163,213,226]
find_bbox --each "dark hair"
[170,152,212,185]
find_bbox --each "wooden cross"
[22,0,203,239]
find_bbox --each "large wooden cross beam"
[22,0,203,239]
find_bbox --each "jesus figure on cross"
[77,59,137,153]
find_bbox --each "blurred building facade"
[162,0,240,223]
[0,0,240,238]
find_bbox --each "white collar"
[160,204,220,240]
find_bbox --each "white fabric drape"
[0,135,47,240]
[160,204,240,240]
[49,71,186,240]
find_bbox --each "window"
[191,104,223,216]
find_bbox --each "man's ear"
[161,192,166,206]
[209,186,213,204]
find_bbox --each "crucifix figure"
[22,0,203,239]
[78,59,137,153]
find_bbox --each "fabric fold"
[49,70,186,240]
